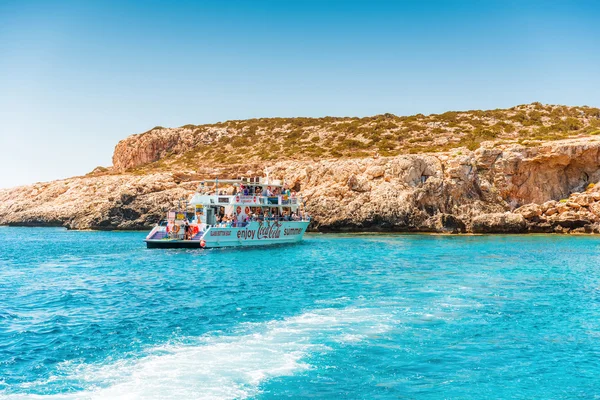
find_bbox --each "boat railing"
[238,195,300,205]
[210,216,310,228]
[200,194,302,206]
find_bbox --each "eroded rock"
[471,213,527,233]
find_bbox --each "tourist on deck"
[184,220,190,240]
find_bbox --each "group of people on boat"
[214,209,306,228]
[165,220,199,241]
[164,207,309,239]
[201,184,296,199]
[239,185,292,197]
[159,175,310,241]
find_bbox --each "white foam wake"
[3,306,394,400]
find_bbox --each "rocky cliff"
[3,131,600,233]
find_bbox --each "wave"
[2,306,394,400]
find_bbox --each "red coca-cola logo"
[236,222,283,241]
[257,221,281,239]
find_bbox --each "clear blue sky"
[0,0,598,188]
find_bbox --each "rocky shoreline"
[3,135,600,234]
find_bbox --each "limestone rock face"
[4,137,600,233]
[471,213,526,233]
[112,126,230,171]
[514,204,542,219]
[0,174,192,230]
[515,185,600,233]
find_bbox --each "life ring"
[172,224,180,234]
[244,206,250,214]
[236,206,241,214]
[192,225,199,235]
[235,195,240,202]
[253,196,257,202]
[200,239,206,248]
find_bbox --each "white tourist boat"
[144,175,310,249]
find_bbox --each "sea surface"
[1,227,600,399]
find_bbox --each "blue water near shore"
[1,227,600,399]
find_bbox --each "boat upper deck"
[190,193,301,207]
[189,175,302,208]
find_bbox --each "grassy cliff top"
[117,103,600,174]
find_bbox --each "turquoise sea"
[1,227,600,399]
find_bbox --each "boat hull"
[144,239,203,249]
[145,221,309,249]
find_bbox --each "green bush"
[340,139,369,149]
[377,140,396,151]
[408,136,433,143]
